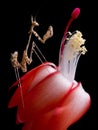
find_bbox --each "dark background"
[0,0,97,129]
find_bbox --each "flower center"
[59,30,87,82]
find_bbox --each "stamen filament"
[59,30,87,82]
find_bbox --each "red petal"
[56,82,91,128]
[22,82,90,130]
[16,71,72,123]
[8,62,57,108]
[22,107,66,130]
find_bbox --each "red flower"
[8,8,91,130]
[8,62,90,130]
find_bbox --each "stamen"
[65,30,86,60]
[59,30,87,82]
[58,7,87,82]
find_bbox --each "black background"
[0,0,97,129]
